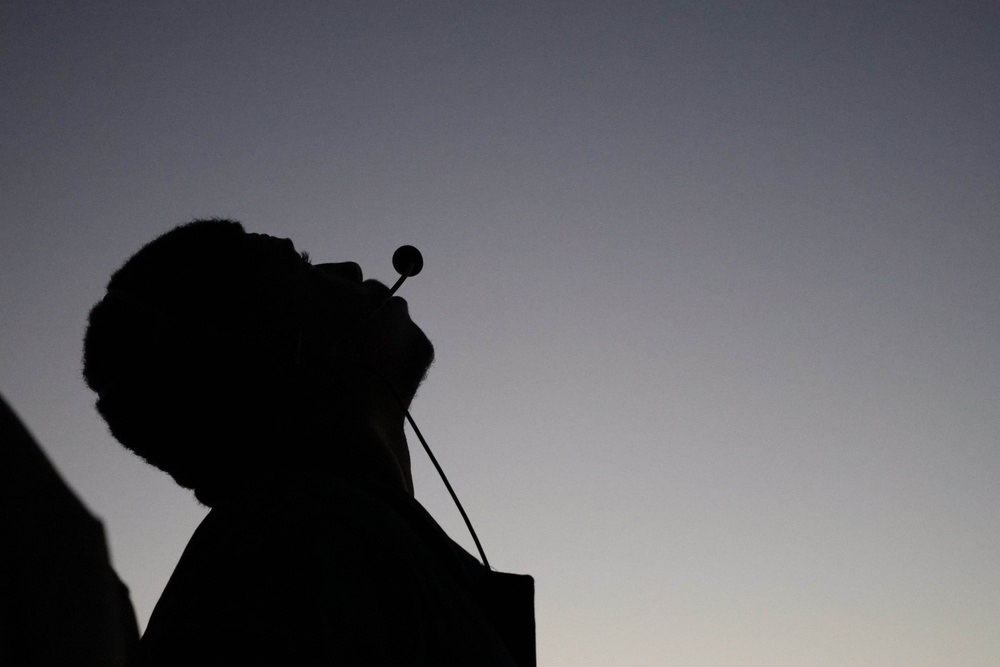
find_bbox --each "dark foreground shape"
[0,392,139,667]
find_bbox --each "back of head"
[83,219,313,506]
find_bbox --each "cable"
[403,407,491,570]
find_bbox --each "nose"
[316,262,363,283]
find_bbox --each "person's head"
[82,219,433,505]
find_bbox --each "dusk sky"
[2,2,998,665]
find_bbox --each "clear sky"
[2,2,998,665]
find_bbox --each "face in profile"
[317,262,435,400]
[246,233,435,400]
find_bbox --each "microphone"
[360,245,423,325]
[382,245,423,305]
[332,245,423,350]
[392,245,423,278]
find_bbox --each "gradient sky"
[2,2,998,665]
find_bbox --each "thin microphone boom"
[404,404,491,570]
[384,245,491,570]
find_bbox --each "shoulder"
[141,470,515,665]
[140,472,417,663]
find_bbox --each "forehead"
[242,233,310,266]
[237,233,312,285]
[244,232,298,255]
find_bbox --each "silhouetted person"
[82,219,534,666]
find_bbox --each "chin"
[404,326,435,392]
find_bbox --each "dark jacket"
[140,468,534,666]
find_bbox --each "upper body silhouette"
[83,219,534,666]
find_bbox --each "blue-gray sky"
[2,2,998,664]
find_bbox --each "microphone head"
[392,245,423,277]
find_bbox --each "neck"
[231,368,417,498]
[315,367,413,495]
[361,373,414,495]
